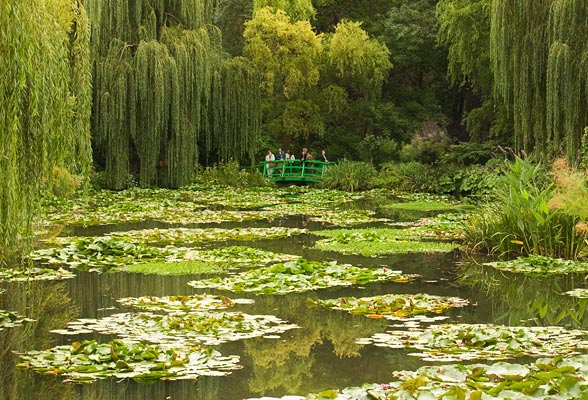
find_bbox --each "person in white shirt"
[265,149,275,176]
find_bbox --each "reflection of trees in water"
[77,377,220,400]
[244,295,387,395]
[0,282,79,400]
[459,261,588,328]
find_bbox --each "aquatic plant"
[252,355,588,399]
[188,259,417,295]
[462,156,585,259]
[51,311,298,346]
[484,255,588,275]
[318,160,377,192]
[312,228,459,256]
[0,310,34,331]
[309,293,469,320]
[17,339,240,383]
[357,324,588,362]
[0,267,75,282]
[117,295,254,312]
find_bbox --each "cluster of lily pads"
[308,293,469,320]
[51,311,298,346]
[357,323,588,362]
[0,266,75,282]
[0,310,34,331]
[30,235,299,273]
[484,255,588,275]
[188,259,417,295]
[312,228,459,256]
[248,355,588,400]
[117,294,254,312]
[17,339,240,383]
[42,186,379,227]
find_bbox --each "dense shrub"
[318,160,376,192]
[194,161,267,188]
[50,165,82,198]
[372,161,431,191]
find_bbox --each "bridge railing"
[258,160,334,180]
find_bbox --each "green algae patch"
[485,255,588,275]
[357,324,588,362]
[309,293,469,320]
[117,294,254,312]
[188,259,417,295]
[51,311,298,346]
[312,228,459,256]
[17,339,241,383]
[0,266,75,282]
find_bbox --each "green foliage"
[244,8,321,98]
[318,160,376,192]
[372,161,431,191]
[50,166,82,199]
[189,258,416,294]
[17,339,240,383]
[310,293,469,319]
[399,130,453,164]
[462,156,587,259]
[0,0,92,263]
[89,1,261,189]
[326,20,391,99]
[485,255,588,275]
[196,161,268,187]
[253,0,316,21]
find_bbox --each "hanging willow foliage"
[492,0,588,158]
[491,0,552,153]
[85,0,261,188]
[0,0,92,264]
[546,0,588,159]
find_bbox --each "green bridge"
[259,160,334,183]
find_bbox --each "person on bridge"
[301,148,313,161]
[276,147,286,161]
[265,149,275,176]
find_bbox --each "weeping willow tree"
[84,0,261,189]
[546,0,588,159]
[0,0,92,264]
[491,0,588,158]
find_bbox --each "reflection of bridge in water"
[259,160,334,183]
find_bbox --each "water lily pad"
[52,311,298,346]
[485,255,588,275]
[188,259,418,295]
[0,310,35,330]
[360,324,588,361]
[313,228,459,256]
[248,355,588,399]
[117,294,254,312]
[16,339,240,383]
[564,288,588,298]
[309,293,469,320]
[0,266,75,282]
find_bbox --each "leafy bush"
[194,161,267,188]
[50,165,81,198]
[372,161,430,191]
[399,130,453,164]
[462,156,587,259]
[318,160,376,192]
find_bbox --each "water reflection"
[0,282,78,400]
[458,259,588,328]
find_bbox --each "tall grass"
[462,156,587,259]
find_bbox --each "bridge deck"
[259,160,333,183]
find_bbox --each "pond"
[1,187,588,399]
